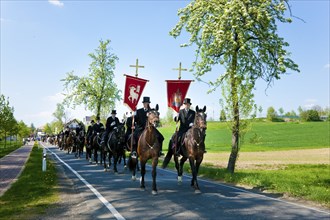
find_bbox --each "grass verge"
[0,141,23,159]
[0,142,59,219]
[163,161,330,208]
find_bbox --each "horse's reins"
[192,114,207,150]
[144,111,159,150]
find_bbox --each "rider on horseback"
[101,110,120,147]
[174,98,195,156]
[64,126,71,144]
[92,116,105,140]
[133,96,164,157]
[86,120,95,148]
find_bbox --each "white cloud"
[324,63,330,69]
[303,99,318,109]
[44,92,65,102]
[48,0,64,7]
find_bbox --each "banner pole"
[130,112,135,153]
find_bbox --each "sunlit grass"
[159,121,330,152]
[0,142,59,219]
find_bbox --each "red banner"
[166,80,192,113]
[124,75,148,112]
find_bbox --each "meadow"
[158,120,329,152]
[158,121,330,208]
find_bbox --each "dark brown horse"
[92,132,104,165]
[163,105,207,193]
[102,124,126,173]
[129,105,163,195]
[75,129,85,159]
[65,132,75,154]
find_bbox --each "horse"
[102,124,126,173]
[75,129,85,159]
[162,105,207,193]
[91,132,104,165]
[65,131,75,154]
[128,104,163,195]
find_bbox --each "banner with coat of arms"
[124,75,148,112]
[166,80,192,113]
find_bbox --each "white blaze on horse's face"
[197,112,207,129]
[148,110,159,126]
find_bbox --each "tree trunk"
[227,46,240,174]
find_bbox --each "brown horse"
[162,105,207,193]
[65,132,75,154]
[128,104,163,195]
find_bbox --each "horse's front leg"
[151,158,158,195]
[103,151,107,171]
[189,157,200,193]
[113,153,119,174]
[178,157,187,183]
[140,160,146,190]
[123,150,127,168]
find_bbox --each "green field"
[159,121,330,152]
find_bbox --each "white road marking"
[40,143,125,220]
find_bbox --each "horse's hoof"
[178,176,183,183]
[132,176,137,181]
[195,189,201,194]
[114,172,118,175]
[140,187,146,191]
[104,168,107,172]
[152,190,158,195]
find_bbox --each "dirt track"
[203,148,330,169]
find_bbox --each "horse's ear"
[196,105,199,112]
[203,106,206,112]
[155,104,159,111]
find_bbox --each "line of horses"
[49,105,207,195]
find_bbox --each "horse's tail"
[128,155,137,171]
[162,139,173,169]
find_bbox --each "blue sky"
[1,0,329,128]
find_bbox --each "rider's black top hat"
[142,96,151,103]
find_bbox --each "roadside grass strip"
[0,142,58,219]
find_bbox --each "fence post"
[42,148,47,172]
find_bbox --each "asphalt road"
[40,143,329,220]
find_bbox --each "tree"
[0,95,17,146]
[44,123,53,135]
[278,107,284,116]
[30,123,36,137]
[170,0,299,173]
[220,109,227,122]
[17,121,30,139]
[300,109,320,121]
[52,103,69,129]
[267,106,277,121]
[62,39,121,118]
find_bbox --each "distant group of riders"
[43,96,208,193]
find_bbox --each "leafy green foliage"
[62,39,121,118]
[300,109,321,121]
[170,0,300,172]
